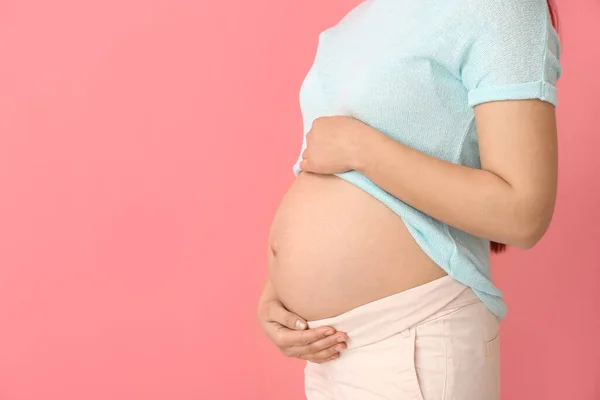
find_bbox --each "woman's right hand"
[257,298,349,364]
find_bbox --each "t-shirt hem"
[330,169,508,320]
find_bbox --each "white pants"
[304,275,501,400]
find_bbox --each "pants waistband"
[306,275,480,349]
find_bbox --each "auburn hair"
[490,0,559,254]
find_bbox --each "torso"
[268,171,446,321]
[267,1,478,321]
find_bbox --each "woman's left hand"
[299,115,373,175]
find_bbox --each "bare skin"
[258,98,558,363]
[257,279,349,363]
[301,100,559,249]
[258,170,447,362]
[267,171,447,322]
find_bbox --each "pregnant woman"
[258,0,562,398]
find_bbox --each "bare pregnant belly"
[268,171,447,321]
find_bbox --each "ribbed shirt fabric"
[292,0,562,320]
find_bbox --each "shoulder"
[461,0,548,13]
[456,0,555,54]
[329,0,377,29]
[460,0,550,26]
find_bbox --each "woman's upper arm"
[474,99,558,231]
[457,0,563,242]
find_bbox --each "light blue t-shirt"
[292,0,562,320]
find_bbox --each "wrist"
[353,125,388,174]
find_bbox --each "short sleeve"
[460,0,562,108]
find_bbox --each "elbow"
[511,228,543,250]
[500,190,556,250]
[510,215,552,250]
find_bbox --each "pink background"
[0,0,598,399]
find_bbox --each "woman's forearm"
[354,127,543,249]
